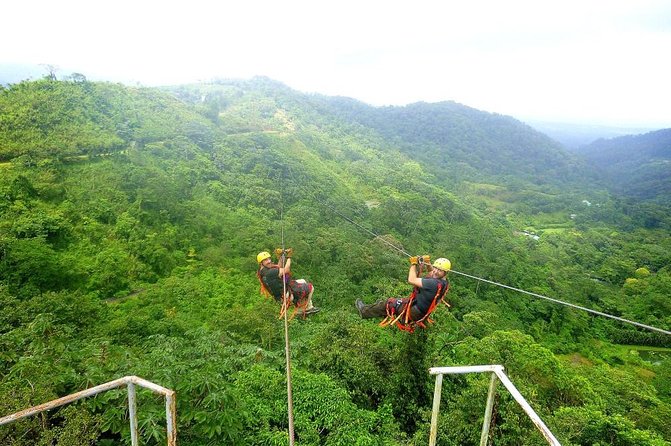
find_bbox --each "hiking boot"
[355,299,365,317]
[304,307,321,316]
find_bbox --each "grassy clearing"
[540,227,570,234]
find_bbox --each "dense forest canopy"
[0,77,670,445]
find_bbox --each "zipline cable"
[326,204,671,337]
[323,202,412,256]
[449,270,671,336]
[280,190,296,445]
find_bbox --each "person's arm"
[407,264,423,288]
[279,257,292,277]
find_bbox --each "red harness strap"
[379,280,450,333]
[258,269,312,320]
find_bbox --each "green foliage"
[553,406,668,446]
[0,78,669,445]
[234,364,403,445]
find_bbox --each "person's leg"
[308,287,315,309]
[356,299,389,318]
[296,281,319,315]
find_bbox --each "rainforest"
[0,77,670,445]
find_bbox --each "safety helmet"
[432,258,451,272]
[257,251,271,263]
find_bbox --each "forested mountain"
[1,78,670,445]
[308,96,585,185]
[578,129,671,204]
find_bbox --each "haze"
[2,0,670,128]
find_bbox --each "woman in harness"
[257,249,320,316]
[355,256,451,332]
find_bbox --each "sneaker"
[304,307,321,316]
[355,299,365,317]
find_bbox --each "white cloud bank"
[2,0,670,127]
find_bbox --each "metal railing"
[0,375,177,446]
[428,365,560,446]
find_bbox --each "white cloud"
[2,0,670,127]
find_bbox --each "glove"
[409,256,418,265]
[274,248,293,258]
[420,255,430,264]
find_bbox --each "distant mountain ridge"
[526,120,659,149]
[579,129,671,203]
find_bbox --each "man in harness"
[257,249,320,316]
[355,256,451,332]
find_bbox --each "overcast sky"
[2,0,670,127]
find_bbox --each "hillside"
[578,129,671,204]
[1,78,670,445]
[309,97,584,185]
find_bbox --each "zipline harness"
[256,248,312,320]
[379,258,451,333]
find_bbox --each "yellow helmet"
[257,251,271,263]
[432,258,451,272]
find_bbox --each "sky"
[2,0,671,128]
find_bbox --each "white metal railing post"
[429,373,444,446]
[428,365,560,446]
[0,376,176,445]
[479,372,498,446]
[165,391,177,446]
[127,382,139,446]
[493,370,560,446]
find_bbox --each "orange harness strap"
[278,292,311,321]
[258,269,308,319]
[379,279,450,333]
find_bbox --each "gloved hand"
[409,256,418,265]
[420,255,430,264]
[274,248,293,258]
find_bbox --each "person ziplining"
[356,255,452,332]
[257,249,320,317]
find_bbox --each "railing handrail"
[0,375,177,446]
[428,365,560,446]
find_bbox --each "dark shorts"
[359,298,423,320]
[290,279,313,304]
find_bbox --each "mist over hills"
[526,120,660,150]
[0,64,47,85]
